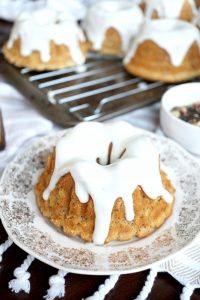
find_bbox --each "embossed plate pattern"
[0,128,200,275]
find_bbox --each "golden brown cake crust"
[195,0,200,7]
[179,0,195,21]
[124,40,200,83]
[2,38,90,71]
[89,27,123,56]
[35,151,175,244]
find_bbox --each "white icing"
[143,0,197,19]
[43,121,173,245]
[133,0,143,4]
[46,0,87,21]
[7,8,86,64]
[124,19,200,67]
[82,0,144,52]
[193,11,200,28]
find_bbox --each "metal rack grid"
[1,53,169,127]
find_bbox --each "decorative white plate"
[0,128,200,275]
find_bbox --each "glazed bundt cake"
[124,19,200,83]
[3,8,89,71]
[82,0,144,55]
[35,122,175,245]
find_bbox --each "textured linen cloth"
[0,80,54,175]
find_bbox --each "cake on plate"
[35,122,175,245]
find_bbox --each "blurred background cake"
[2,8,90,70]
[124,19,200,83]
[82,0,144,55]
[141,0,197,21]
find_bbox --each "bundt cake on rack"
[124,19,200,83]
[3,8,90,71]
[82,0,144,56]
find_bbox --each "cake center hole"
[96,142,126,165]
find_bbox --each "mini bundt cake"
[82,0,144,55]
[141,0,197,21]
[2,8,90,71]
[124,19,200,83]
[35,122,175,245]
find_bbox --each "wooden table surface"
[0,19,200,300]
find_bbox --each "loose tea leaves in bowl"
[171,102,200,127]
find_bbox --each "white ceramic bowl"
[160,82,200,155]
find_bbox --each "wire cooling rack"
[0,53,168,127]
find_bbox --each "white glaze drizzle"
[124,19,200,67]
[43,122,173,245]
[7,8,86,64]
[82,0,144,52]
[143,0,197,19]
[133,0,143,4]
[46,0,87,21]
